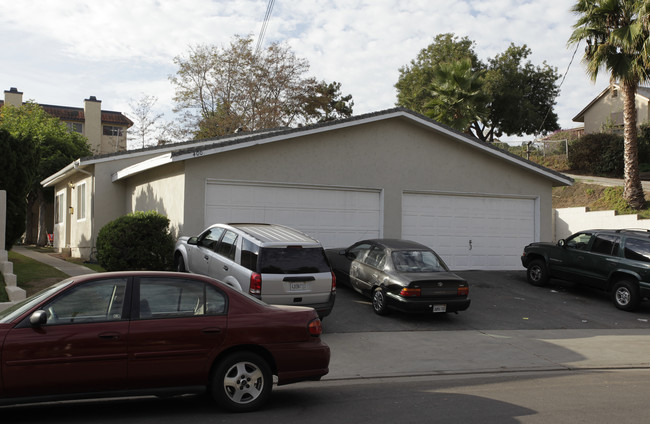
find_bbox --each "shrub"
[96,211,175,271]
[568,133,624,177]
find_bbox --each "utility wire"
[535,41,581,139]
[255,0,275,55]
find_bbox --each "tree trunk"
[24,191,37,244]
[622,81,646,209]
[36,189,48,246]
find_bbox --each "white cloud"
[0,0,612,142]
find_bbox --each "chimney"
[84,95,102,154]
[4,87,23,107]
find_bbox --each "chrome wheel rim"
[222,361,265,404]
[373,290,385,311]
[616,287,631,306]
[530,266,542,282]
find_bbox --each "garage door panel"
[206,182,381,248]
[403,193,536,271]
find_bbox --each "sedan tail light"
[399,287,421,297]
[458,286,469,296]
[249,272,262,296]
[308,318,322,336]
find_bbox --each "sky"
[0,0,612,147]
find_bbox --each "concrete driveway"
[321,270,650,380]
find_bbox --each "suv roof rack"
[614,229,650,233]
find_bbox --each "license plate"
[290,282,308,291]
[432,304,447,313]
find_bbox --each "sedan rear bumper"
[272,340,331,386]
[386,293,471,313]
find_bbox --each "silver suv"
[174,223,336,318]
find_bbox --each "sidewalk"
[11,246,96,277]
[322,328,650,380]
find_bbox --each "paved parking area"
[323,270,650,334]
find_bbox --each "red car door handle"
[98,332,121,340]
[202,327,222,334]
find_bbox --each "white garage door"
[402,193,537,270]
[205,181,382,248]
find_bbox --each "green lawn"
[2,249,104,299]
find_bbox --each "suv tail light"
[458,286,469,296]
[399,287,421,297]
[308,318,322,336]
[331,272,336,293]
[249,272,262,296]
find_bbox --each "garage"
[402,192,537,270]
[204,180,383,248]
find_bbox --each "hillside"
[553,181,650,219]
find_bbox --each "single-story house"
[41,108,572,271]
[573,83,650,134]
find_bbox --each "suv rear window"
[624,238,650,263]
[258,247,331,274]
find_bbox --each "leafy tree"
[569,0,650,209]
[170,35,354,138]
[0,129,39,249]
[396,33,481,114]
[479,44,561,142]
[127,94,164,149]
[0,102,92,246]
[302,81,354,124]
[395,33,561,142]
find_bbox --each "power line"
[535,40,581,138]
[255,0,275,55]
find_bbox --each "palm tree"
[423,58,489,133]
[569,0,650,209]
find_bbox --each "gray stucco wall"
[177,117,555,241]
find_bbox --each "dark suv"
[521,229,650,311]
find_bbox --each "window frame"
[55,191,65,224]
[76,182,87,221]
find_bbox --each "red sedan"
[0,271,329,412]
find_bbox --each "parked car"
[174,223,336,318]
[0,271,329,412]
[521,229,650,311]
[326,239,470,315]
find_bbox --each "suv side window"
[199,227,225,250]
[624,238,650,263]
[216,230,238,261]
[566,232,593,250]
[241,238,260,271]
[590,234,620,256]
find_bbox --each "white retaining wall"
[554,207,650,241]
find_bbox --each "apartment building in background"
[1,87,133,154]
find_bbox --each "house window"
[77,182,86,220]
[55,191,65,224]
[103,125,123,137]
[66,122,83,133]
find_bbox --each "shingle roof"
[86,107,572,187]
